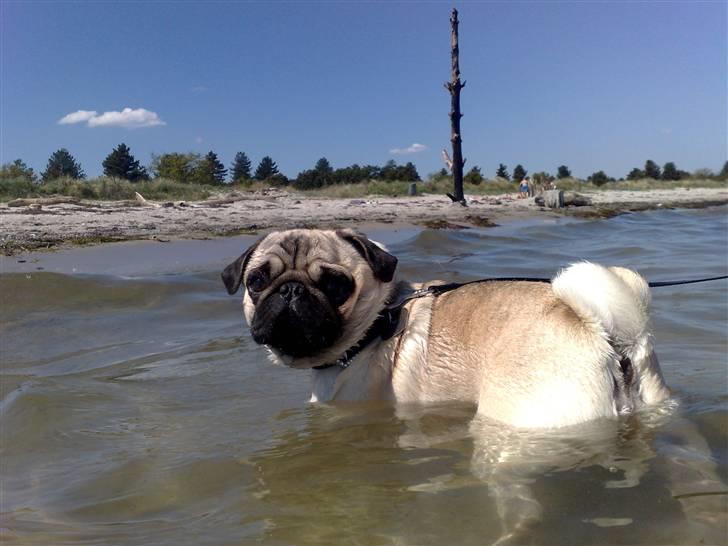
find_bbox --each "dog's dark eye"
[319,268,354,307]
[246,267,269,293]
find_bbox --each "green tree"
[41,148,85,181]
[512,164,527,183]
[588,170,610,187]
[293,169,323,190]
[315,157,333,174]
[294,157,335,189]
[495,164,509,180]
[401,162,420,181]
[380,160,420,182]
[644,160,661,180]
[661,162,681,181]
[194,151,227,185]
[718,161,728,180]
[464,166,484,185]
[266,173,289,186]
[556,165,571,179]
[254,156,280,181]
[0,159,36,181]
[380,160,398,181]
[626,167,645,180]
[102,143,147,181]
[230,152,252,182]
[332,164,380,184]
[150,153,200,183]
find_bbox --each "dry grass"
[0,177,213,202]
[1,175,724,203]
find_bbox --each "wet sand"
[1,187,726,256]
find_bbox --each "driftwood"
[536,190,593,208]
[7,196,80,208]
[563,192,593,207]
[134,192,161,208]
[444,8,467,206]
[200,196,245,207]
[441,149,453,171]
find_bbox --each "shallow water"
[1,208,727,545]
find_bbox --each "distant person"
[519,177,529,199]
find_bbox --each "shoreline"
[1,187,726,256]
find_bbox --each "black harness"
[313,274,728,371]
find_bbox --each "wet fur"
[225,230,671,428]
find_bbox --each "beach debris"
[464,215,498,228]
[202,196,244,207]
[7,196,80,207]
[441,149,454,171]
[537,190,592,208]
[422,219,469,230]
[134,192,161,208]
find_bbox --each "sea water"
[1,207,726,545]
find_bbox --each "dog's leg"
[469,418,545,545]
[656,414,728,544]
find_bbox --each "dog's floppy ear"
[221,239,261,295]
[337,230,398,282]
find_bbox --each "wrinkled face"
[222,229,398,368]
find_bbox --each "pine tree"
[495,164,509,180]
[661,162,681,181]
[556,165,571,179]
[254,156,279,181]
[464,166,484,185]
[402,162,421,181]
[627,168,645,180]
[718,161,728,180]
[102,143,147,181]
[644,160,661,180]
[195,151,227,185]
[230,152,252,182]
[208,151,227,184]
[41,148,85,181]
[512,164,527,183]
[315,157,333,174]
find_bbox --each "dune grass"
[0,175,724,203]
[296,177,726,198]
[0,177,213,202]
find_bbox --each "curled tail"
[552,263,670,407]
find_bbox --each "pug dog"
[222,228,671,428]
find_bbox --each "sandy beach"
[1,186,726,255]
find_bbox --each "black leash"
[417,274,728,294]
[646,275,728,287]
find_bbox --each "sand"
[1,187,726,255]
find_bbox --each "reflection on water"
[1,208,726,545]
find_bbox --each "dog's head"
[222,229,398,368]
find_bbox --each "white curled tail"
[552,263,670,406]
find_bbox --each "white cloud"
[390,143,427,155]
[88,108,165,128]
[195,136,204,144]
[58,110,98,124]
[58,107,165,129]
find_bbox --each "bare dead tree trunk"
[445,8,466,206]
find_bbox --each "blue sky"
[2,1,726,180]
